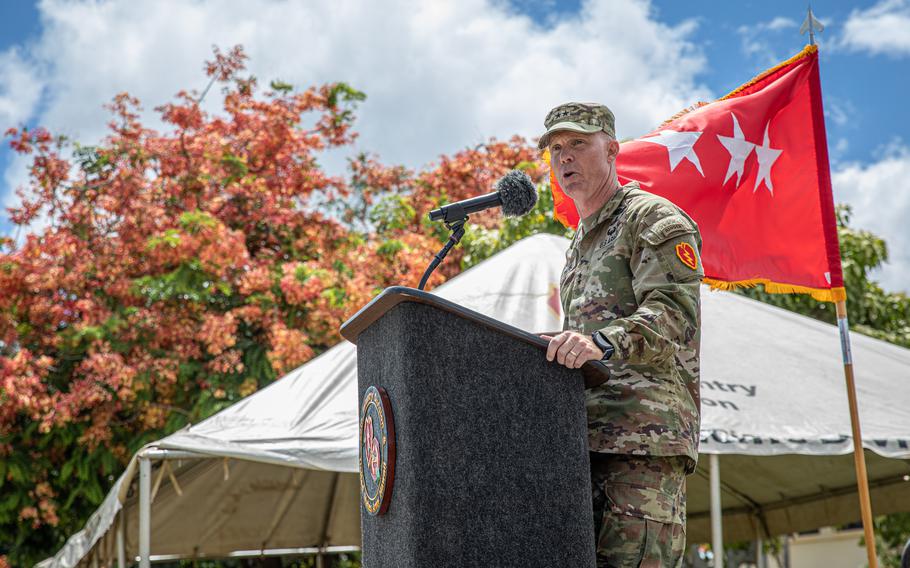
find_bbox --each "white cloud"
[832,142,910,294]
[841,0,910,56]
[823,97,856,167]
[737,16,798,64]
[2,0,711,212]
[767,16,798,31]
[0,47,44,131]
[831,137,850,163]
[824,97,854,127]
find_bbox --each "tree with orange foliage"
[0,46,556,565]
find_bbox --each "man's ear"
[606,138,620,161]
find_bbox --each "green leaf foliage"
[739,205,910,348]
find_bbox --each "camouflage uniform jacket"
[560,180,702,469]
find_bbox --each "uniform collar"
[577,180,639,239]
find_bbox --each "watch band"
[591,330,615,361]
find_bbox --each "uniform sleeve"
[596,211,703,367]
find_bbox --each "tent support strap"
[117,512,126,568]
[837,299,878,568]
[139,454,151,568]
[710,453,723,568]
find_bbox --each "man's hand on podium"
[540,331,604,369]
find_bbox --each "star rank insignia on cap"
[675,242,698,270]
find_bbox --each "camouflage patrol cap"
[538,102,616,150]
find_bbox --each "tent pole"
[117,513,126,568]
[755,524,766,568]
[710,454,723,568]
[139,454,151,568]
[836,299,878,568]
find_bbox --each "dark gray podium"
[341,287,605,568]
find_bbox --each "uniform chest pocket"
[566,269,635,326]
[561,256,589,288]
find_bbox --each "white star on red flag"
[640,129,705,177]
[753,123,783,195]
[716,113,756,187]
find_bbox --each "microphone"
[428,170,538,223]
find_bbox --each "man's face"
[548,130,618,201]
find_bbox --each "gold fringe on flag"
[703,277,847,303]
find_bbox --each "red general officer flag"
[546,45,844,302]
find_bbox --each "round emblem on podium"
[359,385,396,516]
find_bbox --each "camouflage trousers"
[590,453,688,568]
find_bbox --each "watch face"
[592,332,613,359]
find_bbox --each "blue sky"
[0,1,40,220]
[1,0,909,292]
[0,2,40,46]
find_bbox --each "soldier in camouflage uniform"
[540,103,702,568]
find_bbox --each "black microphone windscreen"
[495,170,537,217]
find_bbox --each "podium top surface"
[340,286,608,388]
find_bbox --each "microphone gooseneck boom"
[419,170,538,291]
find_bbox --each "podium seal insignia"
[360,385,396,515]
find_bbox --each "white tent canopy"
[41,234,910,567]
[690,288,910,542]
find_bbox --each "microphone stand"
[418,216,467,291]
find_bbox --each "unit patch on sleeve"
[675,242,699,270]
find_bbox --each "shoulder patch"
[675,242,699,270]
[641,215,694,246]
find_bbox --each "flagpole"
[836,299,878,568]
[800,9,878,563]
